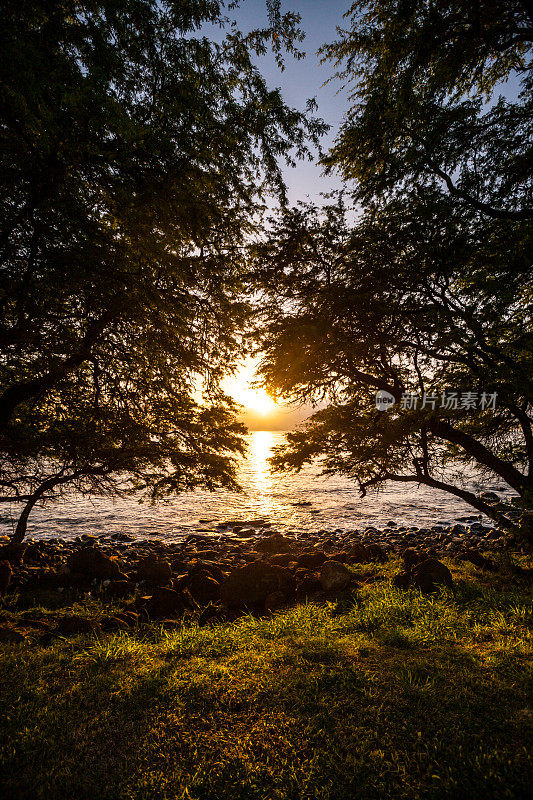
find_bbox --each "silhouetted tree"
[0,0,325,541]
[255,1,533,539]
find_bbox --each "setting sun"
[223,359,277,415]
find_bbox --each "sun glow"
[223,359,278,416]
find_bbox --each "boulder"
[0,561,12,594]
[265,591,286,611]
[106,579,136,598]
[295,575,323,598]
[136,556,172,585]
[188,570,221,603]
[297,551,327,569]
[220,561,295,608]
[392,571,412,590]
[479,491,499,503]
[0,543,26,565]
[255,533,293,555]
[367,544,388,562]
[402,548,423,568]
[67,547,121,580]
[270,553,297,567]
[411,559,454,593]
[348,544,372,563]
[144,587,186,618]
[319,560,352,591]
[188,560,224,583]
[459,549,496,572]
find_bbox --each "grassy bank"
[0,559,531,800]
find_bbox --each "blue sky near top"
[203,1,353,204]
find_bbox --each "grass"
[0,558,531,800]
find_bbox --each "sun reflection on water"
[248,430,275,497]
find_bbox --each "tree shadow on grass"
[0,620,531,800]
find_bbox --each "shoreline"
[0,516,527,630]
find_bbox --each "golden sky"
[222,358,310,431]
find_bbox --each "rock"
[255,533,293,555]
[55,615,100,635]
[0,543,26,564]
[402,548,422,568]
[188,570,221,603]
[270,553,296,566]
[237,528,255,538]
[0,561,12,594]
[392,571,412,590]
[297,551,327,569]
[367,544,388,562]
[295,575,322,598]
[106,579,136,598]
[411,559,454,593]
[0,626,25,643]
[188,560,224,583]
[67,547,121,580]
[136,556,172,585]
[348,544,372,563]
[144,587,186,618]
[319,560,351,591]
[459,549,496,571]
[265,591,286,611]
[479,491,499,503]
[220,562,295,608]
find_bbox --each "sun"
[239,387,276,415]
[222,359,278,416]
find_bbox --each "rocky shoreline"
[0,514,528,644]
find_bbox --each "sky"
[216,1,525,431]
[215,2,352,430]
[206,0,353,204]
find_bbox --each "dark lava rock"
[411,559,454,593]
[265,591,286,611]
[67,547,121,580]
[106,579,136,598]
[0,561,12,594]
[458,549,496,571]
[220,562,295,609]
[367,544,388,563]
[188,570,221,603]
[479,491,499,503]
[188,560,224,583]
[319,560,352,591]
[295,575,323,598]
[136,556,172,585]
[393,558,454,593]
[144,587,187,618]
[392,571,412,590]
[297,551,327,569]
[255,533,294,555]
[0,543,26,565]
[348,544,373,563]
[402,548,423,568]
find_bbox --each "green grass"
[0,559,532,800]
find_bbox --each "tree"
[254,1,533,540]
[0,0,325,541]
